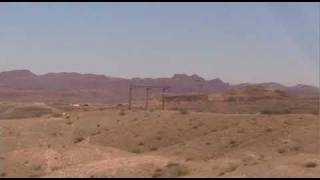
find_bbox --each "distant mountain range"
[0,70,318,103]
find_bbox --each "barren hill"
[0,70,318,103]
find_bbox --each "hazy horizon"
[0,2,319,86]
[1,68,318,87]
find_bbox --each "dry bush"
[225,163,238,173]
[51,166,62,172]
[226,97,237,102]
[304,162,317,168]
[91,131,101,136]
[277,148,286,154]
[150,147,158,151]
[153,163,189,178]
[170,166,189,177]
[51,113,62,118]
[237,129,245,134]
[130,148,141,154]
[0,172,6,177]
[260,108,291,115]
[312,110,319,115]
[65,121,73,125]
[265,128,273,132]
[73,137,85,144]
[229,140,237,147]
[179,109,188,115]
[291,145,301,152]
[156,136,162,141]
[211,129,217,132]
[33,165,42,171]
[119,109,126,116]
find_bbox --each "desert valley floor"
[0,102,319,178]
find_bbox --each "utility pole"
[145,88,150,109]
[128,85,169,110]
[128,85,132,110]
[162,88,166,110]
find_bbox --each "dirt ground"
[0,105,319,178]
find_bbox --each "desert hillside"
[0,106,319,178]
[0,70,319,178]
[0,70,318,103]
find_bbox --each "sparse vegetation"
[150,147,158,151]
[171,167,189,177]
[119,109,126,116]
[304,162,317,168]
[74,137,85,144]
[291,146,301,152]
[237,129,245,134]
[65,121,73,125]
[51,166,62,172]
[52,113,62,118]
[260,108,291,115]
[179,109,188,115]
[91,131,101,136]
[277,148,286,154]
[225,163,238,173]
[168,164,190,177]
[153,163,190,178]
[33,165,42,171]
[265,127,273,132]
[229,140,237,147]
[1,102,319,178]
[156,136,162,141]
[130,148,141,154]
[0,172,6,177]
[217,171,225,177]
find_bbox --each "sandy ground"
[0,107,319,178]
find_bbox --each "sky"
[0,2,319,86]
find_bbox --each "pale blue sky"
[0,2,319,86]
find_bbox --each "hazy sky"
[0,2,319,86]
